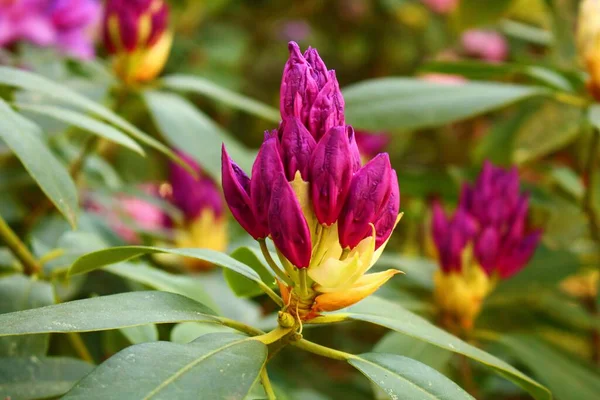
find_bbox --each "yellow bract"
[577,0,600,99]
[113,31,173,84]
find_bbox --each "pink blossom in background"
[0,0,100,59]
[461,30,509,63]
[354,131,390,160]
[420,73,467,85]
[421,0,458,14]
[279,20,311,42]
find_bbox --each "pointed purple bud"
[347,127,362,172]
[279,117,317,181]
[170,151,223,220]
[221,145,267,239]
[374,170,401,249]
[475,227,499,275]
[354,131,390,160]
[338,154,393,249]
[431,200,449,250]
[303,46,329,87]
[309,126,354,226]
[497,230,542,279]
[268,173,312,268]
[280,41,319,125]
[250,136,285,234]
[308,70,345,140]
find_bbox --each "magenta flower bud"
[309,126,354,226]
[303,46,329,87]
[268,173,312,268]
[308,70,345,140]
[431,204,477,273]
[474,227,499,274]
[374,170,400,249]
[280,42,319,125]
[221,145,267,239]
[103,0,169,53]
[279,117,317,181]
[496,230,541,279]
[347,127,362,172]
[354,130,391,160]
[338,154,393,249]
[250,136,285,234]
[170,151,223,220]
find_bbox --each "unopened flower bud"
[103,0,171,83]
[374,170,400,249]
[279,117,316,181]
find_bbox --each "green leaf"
[0,99,78,227]
[170,322,235,344]
[144,90,255,180]
[0,291,216,336]
[0,275,54,356]
[0,356,94,400]
[493,335,600,400]
[162,74,280,122]
[349,353,473,400]
[120,324,158,344]
[454,0,514,29]
[69,246,263,286]
[63,333,267,400]
[16,103,145,155]
[225,246,276,298]
[0,66,188,173]
[343,78,546,131]
[104,262,218,312]
[334,296,550,400]
[374,332,453,373]
[512,100,583,164]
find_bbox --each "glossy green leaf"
[0,66,188,172]
[162,74,280,122]
[63,333,267,400]
[512,101,583,164]
[170,322,235,344]
[16,103,145,155]
[0,99,78,227]
[493,335,600,400]
[350,353,473,400]
[225,246,276,298]
[120,324,159,344]
[0,291,216,336]
[104,262,218,312]
[0,275,54,357]
[0,356,94,400]
[332,296,550,400]
[144,90,254,180]
[69,246,263,286]
[343,78,546,131]
[374,332,453,373]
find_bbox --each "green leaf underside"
[225,246,276,298]
[495,335,600,400]
[0,99,78,227]
[144,91,255,180]
[0,356,94,400]
[0,291,216,336]
[63,333,267,400]
[0,66,189,173]
[69,246,263,284]
[343,78,546,131]
[337,297,551,400]
[162,74,280,122]
[17,103,145,155]
[349,353,473,400]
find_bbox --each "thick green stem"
[292,339,354,361]
[298,269,309,298]
[0,213,40,275]
[260,367,276,400]
[258,282,284,307]
[259,239,293,287]
[216,317,265,336]
[253,326,293,345]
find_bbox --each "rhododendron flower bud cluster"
[222,42,402,320]
[431,161,541,331]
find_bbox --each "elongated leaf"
[170,322,235,344]
[120,324,159,344]
[162,74,280,122]
[493,335,600,400]
[350,353,473,400]
[69,246,263,285]
[63,333,266,400]
[0,356,94,400]
[0,66,188,172]
[0,99,78,226]
[104,262,218,311]
[17,103,145,155]
[0,275,54,356]
[144,91,255,179]
[342,78,546,131]
[374,332,453,373]
[0,291,216,336]
[326,296,550,400]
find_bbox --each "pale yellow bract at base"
[277,172,403,317]
[113,31,173,84]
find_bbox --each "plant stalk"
[67,332,94,363]
[0,213,40,275]
[259,239,293,287]
[292,339,354,361]
[260,367,276,400]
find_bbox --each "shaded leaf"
[225,246,276,298]
[0,99,78,227]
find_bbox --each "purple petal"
[308,70,345,140]
[475,227,499,274]
[279,117,316,181]
[374,170,400,249]
[280,41,319,125]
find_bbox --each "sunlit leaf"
[63,333,266,400]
